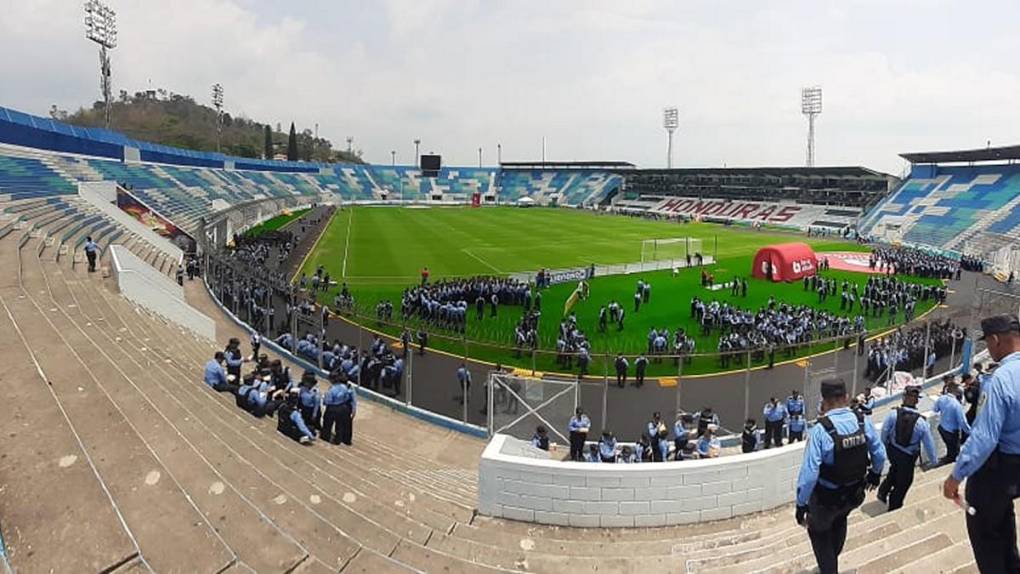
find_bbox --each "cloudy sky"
[3,0,1018,173]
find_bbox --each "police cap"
[903,385,921,398]
[978,314,1020,341]
[820,378,847,399]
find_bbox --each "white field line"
[341,207,354,278]
[460,248,503,274]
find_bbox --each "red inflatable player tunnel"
[751,242,818,282]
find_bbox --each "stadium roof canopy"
[631,166,888,178]
[500,161,637,170]
[900,144,1020,164]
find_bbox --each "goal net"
[640,238,701,264]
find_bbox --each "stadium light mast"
[84,0,117,129]
[413,138,421,166]
[801,86,823,167]
[478,146,483,168]
[663,106,679,169]
[497,143,502,164]
[346,136,354,154]
[212,83,224,152]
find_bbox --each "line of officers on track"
[796,314,1020,574]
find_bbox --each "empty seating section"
[371,167,423,198]
[497,170,619,205]
[860,164,1020,250]
[0,154,78,197]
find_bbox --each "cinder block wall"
[480,410,949,527]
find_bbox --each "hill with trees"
[49,89,363,164]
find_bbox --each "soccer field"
[297,206,939,375]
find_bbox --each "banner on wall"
[116,190,197,253]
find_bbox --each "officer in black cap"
[944,313,1020,572]
[877,385,937,511]
[796,377,886,574]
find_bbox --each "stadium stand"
[860,149,1020,259]
[0,202,987,571]
[0,104,985,573]
[622,167,893,208]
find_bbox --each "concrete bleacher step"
[4,242,236,572]
[0,286,140,573]
[118,286,480,526]
[891,539,976,574]
[856,532,954,574]
[340,549,422,573]
[33,259,313,572]
[60,267,489,570]
[699,467,958,573]
[65,291,499,574]
[49,268,376,568]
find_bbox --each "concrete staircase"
[0,201,989,572]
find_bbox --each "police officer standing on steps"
[321,371,357,445]
[933,378,971,464]
[796,378,886,574]
[943,315,1020,573]
[877,385,937,511]
[84,236,98,272]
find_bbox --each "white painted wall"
[480,407,951,527]
[109,245,215,340]
[77,181,183,263]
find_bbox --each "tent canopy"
[751,242,818,282]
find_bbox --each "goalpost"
[640,238,701,265]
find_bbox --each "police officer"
[696,407,720,438]
[614,354,628,388]
[933,379,970,464]
[877,386,937,511]
[277,389,315,445]
[224,338,246,380]
[84,236,99,272]
[634,354,648,388]
[742,418,759,453]
[763,397,788,448]
[786,389,805,418]
[568,408,591,462]
[298,371,321,434]
[321,371,357,445]
[796,378,886,574]
[943,314,1020,573]
[788,413,806,442]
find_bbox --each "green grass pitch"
[297,206,940,376]
[245,207,310,237]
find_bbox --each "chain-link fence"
[487,373,579,445]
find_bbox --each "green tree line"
[50,89,363,164]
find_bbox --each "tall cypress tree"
[287,122,298,161]
[263,125,273,159]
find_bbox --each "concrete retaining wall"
[479,434,802,527]
[110,245,215,340]
[479,382,969,527]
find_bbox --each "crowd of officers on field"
[203,337,358,447]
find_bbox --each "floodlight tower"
[84,0,118,129]
[663,107,679,168]
[212,83,224,152]
[413,138,421,166]
[801,86,823,167]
